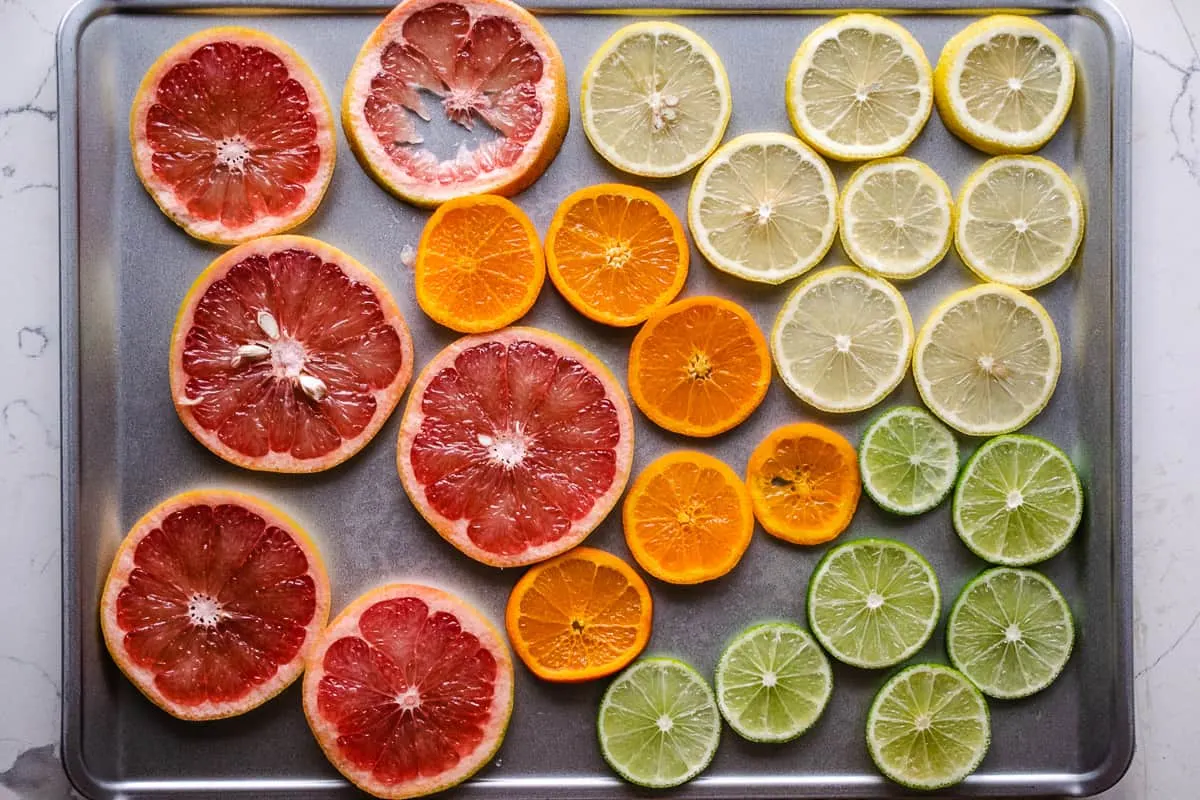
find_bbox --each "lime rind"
[867,663,991,790]
[806,538,941,669]
[952,434,1083,566]
[714,622,833,743]
[947,567,1075,699]
[597,656,721,789]
[859,406,959,515]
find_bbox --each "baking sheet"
[58,1,1134,796]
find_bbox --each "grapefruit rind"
[99,489,331,721]
[302,583,514,800]
[129,27,336,245]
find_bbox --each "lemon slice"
[772,267,914,412]
[688,132,837,284]
[913,284,1060,436]
[786,14,933,161]
[839,158,953,280]
[934,16,1076,154]
[955,156,1084,290]
[581,22,731,178]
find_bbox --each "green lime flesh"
[860,405,959,515]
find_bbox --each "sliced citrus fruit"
[343,0,569,206]
[628,297,771,437]
[859,405,959,516]
[867,664,990,790]
[581,21,731,178]
[415,194,544,333]
[934,15,1076,154]
[622,450,753,584]
[955,155,1084,290]
[688,132,838,284]
[597,657,721,788]
[170,235,414,473]
[100,490,331,721]
[545,184,688,327]
[838,157,954,280]
[505,547,652,682]
[397,327,634,567]
[913,283,1061,436]
[771,266,914,413]
[130,27,335,245]
[746,422,860,545]
[786,14,933,161]
[714,622,833,743]
[807,537,940,669]
[303,583,513,799]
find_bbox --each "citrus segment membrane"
[398,328,634,567]
[130,27,335,244]
[171,236,413,473]
[100,490,330,720]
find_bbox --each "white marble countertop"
[0,0,1193,797]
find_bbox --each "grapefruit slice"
[100,490,331,721]
[130,27,336,245]
[303,583,513,799]
[397,327,634,567]
[343,0,569,206]
[170,235,414,473]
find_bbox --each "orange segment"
[415,195,545,333]
[505,547,652,682]
[623,451,754,584]
[746,423,861,545]
[628,296,771,437]
[546,184,688,326]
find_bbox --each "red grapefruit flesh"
[130,27,336,245]
[343,0,569,206]
[303,583,514,799]
[99,490,331,721]
[170,235,414,473]
[397,327,634,567]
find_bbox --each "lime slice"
[859,406,959,515]
[867,664,991,790]
[786,14,933,161]
[952,434,1083,566]
[771,267,914,413]
[839,158,954,280]
[688,132,837,284]
[913,283,1061,436]
[597,656,721,788]
[714,622,833,743]
[955,155,1084,290]
[581,22,731,178]
[947,567,1075,698]
[934,15,1075,154]
[806,538,940,669]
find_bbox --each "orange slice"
[628,297,771,437]
[415,195,545,333]
[746,423,861,545]
[130,27,335,245]
[623,451,753,584]
[505,547,652,682]
[545,184,689,327]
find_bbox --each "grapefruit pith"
[343,0,569,206]
[397,327,634,567]
[130,27,336,245]
[303,583,514,799]
[100,490,331,721]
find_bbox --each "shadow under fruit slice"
[170,235,414,473]
[343,0,569,207]
[397,327,634,567]
[130,27,336,245]
[303,583,513,800]
[100,490,331,721]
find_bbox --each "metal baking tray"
[58,0,1133,797]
